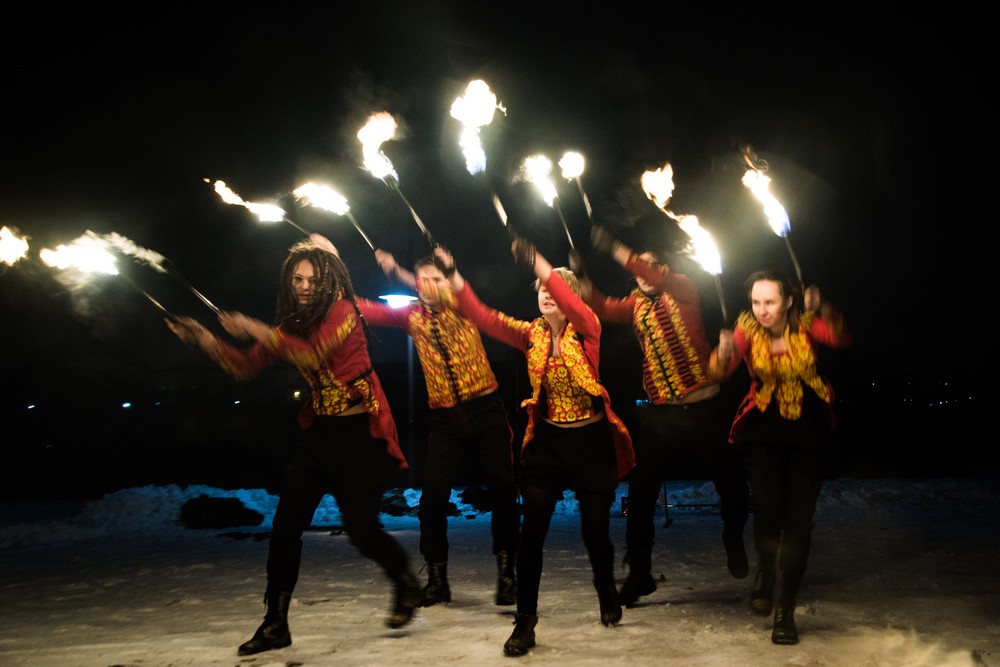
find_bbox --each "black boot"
[495,550,516,606]
[386,568,422,629]
[771,602,798,644]
[618,549,656,608]
[750,567,775,615]
[594,580,622,626]
[503,612,538,657]
[420,561,451,607]
[237,590,292,656]
[723,522,749,579]
[771,570,802,643]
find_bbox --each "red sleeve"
[357,296,413,331]
[454,282,530,352]
[808,312,852,349]
[708,324,749,381]
[545,271,601,342]
[545,271,602,371]
[584,283,634,325]
[623,253,700,304]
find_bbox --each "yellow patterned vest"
[632,290,711,401]
[407,305,498,409]
[522,319,603,421]
[736,311,832,420]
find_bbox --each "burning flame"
[522,154,558,207]
[101,231,168,272]
[39,231,119,276]
[741,169,790,237]
[0,226,30,266]
[211,180,285,223]
[293,182,350,216]
[641,163,721,275]
[640,163,675,210]
[558,152,585,180]
[293,182,376,250]
[357,112,399,181]
[559,151,594,222]
[450,79,505,174]
[666,211,722,275]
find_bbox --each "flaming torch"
[641,163,729,322]
[1,225,30,266]
[450,79,516,238]
[95,231,223,317]
[292,182,376,251]
[740,147,802,290]
[39,231,179,321]
[357,111,436,248]
[521,154,575,251]
[449,79,505,175]
[558,151,594,225]
[209,179,310,236]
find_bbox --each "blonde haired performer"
[437,238,634,657]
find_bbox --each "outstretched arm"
[375,249,417,290]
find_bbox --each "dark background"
[1,5,991,498]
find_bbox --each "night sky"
[1,6,986,412]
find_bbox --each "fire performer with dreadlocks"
[166,238,421,656]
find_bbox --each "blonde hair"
[534,267,581,297]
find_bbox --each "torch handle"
[553,198,576,250]
[164,261,224,317]
[783,235,804,292]
[574,178,594,224]
[388,179,436,248]
[345,212,376,251]
[119,273,178,321]
[714,275,730,325]
[281,217,312,237]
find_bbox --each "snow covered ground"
[1,478,998,666]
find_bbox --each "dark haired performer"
[167,238,421,656]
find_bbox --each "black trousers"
[265,414,410,595]
[418,392,519,562]
[624,396,750,558]
[741,441,823,582]
[516,419,618,615]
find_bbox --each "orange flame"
[450,80,505,174]
[0,226,30,266]
[39,231,118,276]
[640,163,675,210]
[741,169,790,237]
[357,112,398,181]
[211,180,285,223]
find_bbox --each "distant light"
[292,390,302,400]
[634,399,651,408]
[121,402,132,409]
[379,294,418,309]
[26,404,36,410]
[233,400,241,406]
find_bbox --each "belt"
[663,384,720,406]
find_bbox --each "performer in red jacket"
[167,238,420,656]
[437,238,634,657]
[709,269,852,645]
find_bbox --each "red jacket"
[203,298,406,470]
[455,272,635,479]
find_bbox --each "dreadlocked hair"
[274,240,369,339]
